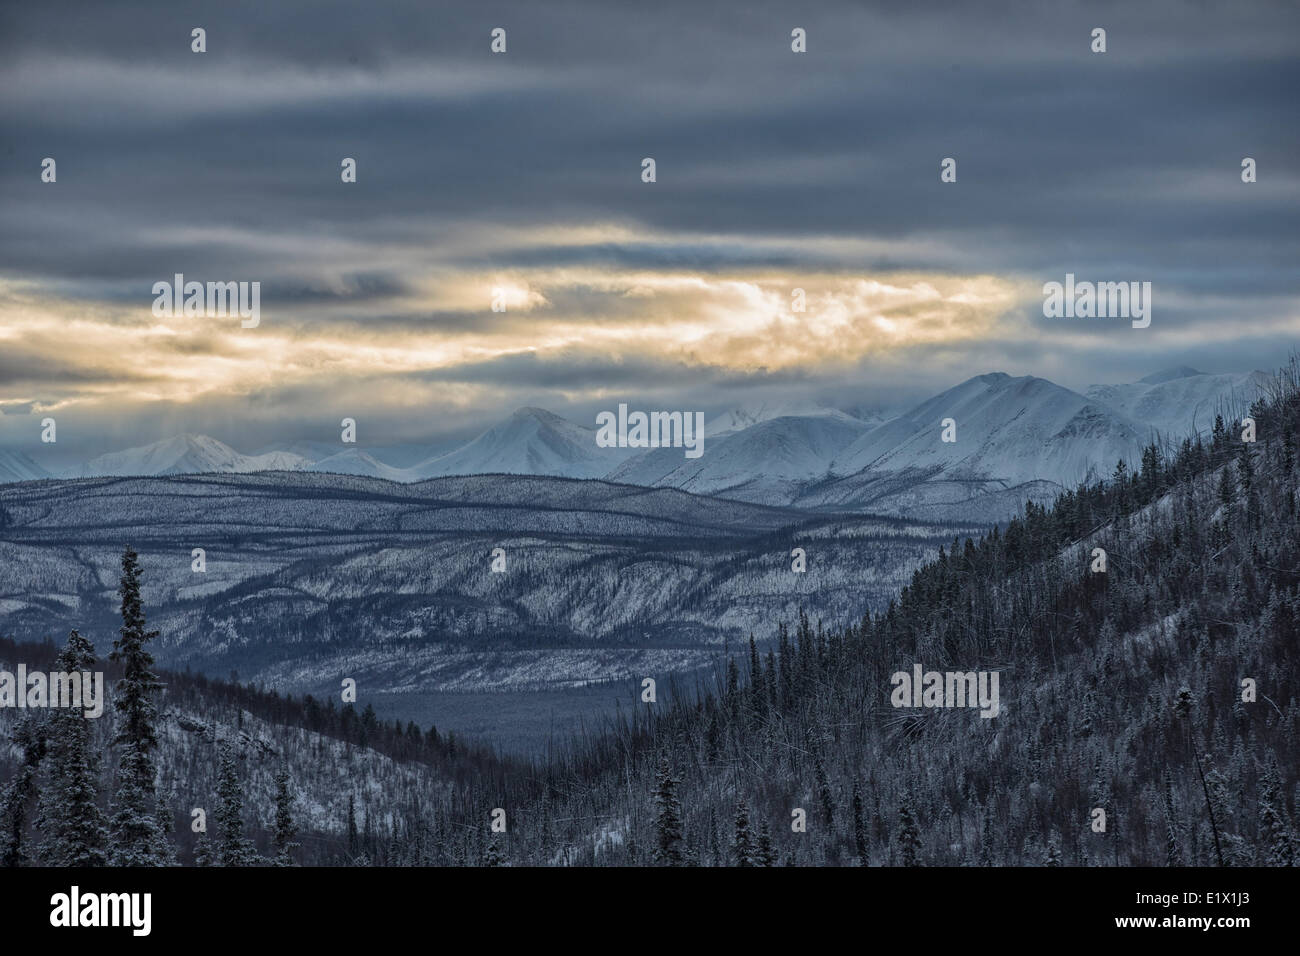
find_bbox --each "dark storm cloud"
[0,0,1297,446]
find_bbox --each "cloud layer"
[1,0,1297,457]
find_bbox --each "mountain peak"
[510,406,568,425]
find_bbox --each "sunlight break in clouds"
[0,271,1023,416]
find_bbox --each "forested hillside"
[456,360,1300,866]
[3,362,1297,866]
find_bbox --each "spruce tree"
[0,715,47,867]
[1258,761,1296,867]
[897,801,922,866]
[108,546,167,865]
[346,793,359,859]
[36,629,108,866]
[732,799,754,867]
[813,752,835,827]
[756,820,776,867]
[193,832,215,867]
[483,834,505,866]
[1043,831,1062,866]
[154,795,176,865]
[852,779,869,866]
[214,743,257,866]
[747,635,766,721]
[978,813,994,866]
[652,758,684,866]
[272,769,299,866]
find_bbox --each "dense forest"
[3,360,1298,866]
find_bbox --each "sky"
[1,0,1298,461]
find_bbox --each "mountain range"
[1,367,1268,520]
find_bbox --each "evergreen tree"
[214,743,257,866]
[1043,831,1062,867]
[193,832,215,867]
[1162,771,1182,867]
[652,758,685,866]
[108,546,167,865]
[272,769,300,866]
[756,820,776,867]
[732,799,754,867]
[1218,466,1235,509]
[852,779,869,866]
[0,716,47,867]
[747,635,766,721]
[483,834,505,867]
[978,813,994,866]
[813,751,835,827]
[36,630,108,866]
[1258,762,1296,867]
[346,793,359,859]
[897,801,922,866]
[154,796,176,865]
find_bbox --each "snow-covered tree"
[108,546,168,865]
[272,769,299,866]
[215,743,257,866]
[36,629,108,866]
[732,799,754,867]
[652,758,684,866]
[897,801,922,866]
[0,716,47,867]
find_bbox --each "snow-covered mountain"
[0,450,49,483]
[66,434,310,478]
[411,407,625,479]
[704,401,868,437]
[1085,367,1269,440]
[781,373,1147,518]
[304,448,410,482]
[828,373,1141,487]
[3,369,1271,520]
[607,410,874,502]
[252,439,343,462]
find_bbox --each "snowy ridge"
[1,369,1270,523]
[64,434,310,479]
[0,450,49,483]
[1084,367,1269,441]
[608,412,873,502]
[410,406,627,480]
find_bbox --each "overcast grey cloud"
[1,0,1297,457]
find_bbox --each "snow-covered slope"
[252,439,341,463]
[705,401,865,438]
[66,434,309,478]
[411,407,623,479]
[607,411,874,503]
[1085,367,1269,440]
[0,450,50,483]
[10,368,1272,505]
[304,448,410,482]
[829,373,1143,488]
